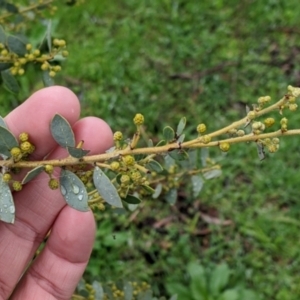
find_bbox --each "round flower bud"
[237,129,245,136]
[219,142,230,152]
[280,117,288,125]
[281,124,288,132]
[120,174,130,184]
[131,171,142,183]
[110,161,120,171]
[19,132,29,142]
[272,138,280,145]
[41,63,49,71]
[197,123,206,134]
[48,178,59,190]
[264,117,275,128]
[289,103,298,111]
[62,50,69,57]
[133,113,144,125]
[44,164,54,175]
[20,141,32,153]
[12,181,22,192]
[2,173,12,183]
[123,155,135,166]
[113,131,123,141]
[10,147,22,161]
[49,70,56,77]
[201,135,211,144]
[268,144,278,153]
[26,44,32,51]
[247,111,256,120]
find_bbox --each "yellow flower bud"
[10,147,22,161]
[133,113,144,125]
[264,117,275,128]
[113,131,123,141]
[110,161,120,171]
[219,142,230,152]
[12,181,22,191]
[44,164,54,175]
[48,178,59,190]
[19,132,29,142]
[2,173,12,183]
[123,155,135,166]
[201,135,211,144]
[247,111,256,120]
[197,123,207,134]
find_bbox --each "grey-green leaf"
[176,117,186,136]
[42,70,55,87]
[146,160,163,173]
[92,281,104,300]
[203,169,222,180]
[22,166,45,184]
[152,183,162,199]
[1,69,20,94]
[0,63,12,71]
[122,194,141,204]
[0,115,7,129]
[67,146,90,158]
[0,174,15,224]
[50,114,75,148]
[124,281,133,300]
[60,169,89,212]
[0,125,19,157]
[163,126,175,142]
[165,188,177,205]
[0,25,6,44]
[191,175,204,197]
[93,167,123,208]
[7,35,27,56]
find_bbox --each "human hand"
[0,86,113,299]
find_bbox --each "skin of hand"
[0,86,113,300]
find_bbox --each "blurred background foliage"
[2,0,300,299]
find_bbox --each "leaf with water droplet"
[0,174,15,224]
[22,166,45,184]
[93,167,123,208]
[50,114,75,148]
[60,169,89,212]
[67,146,90,158]
[0,125,19,157]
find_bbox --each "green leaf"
[0,25,6,44]
[7,35,26,56]
[0,174,15,224]
[50,114,75,148]
[22,166,45,184]
[92,281,104,300]
[220,289,239,300]
[137,290,152,300]
[169,295,178,300]
[177,133,185,144]
[1,69,20,94]
[0,115,7,128]
[191,175,204,197]
[0,125,19,157]
[122,194,141,204]
[201,148,209,167]
[176,117,186,136]
[67,146,90,158]
[141,184,155,194]
[60,169,89,212]
[42,70,55,87]
[209,263,230,295]
[163,126,175,142]
[166,282,193,300]
[93,167,123,208]
[165,188,177,205]
[2,2,18,13]
[0,63,12,71]
[124,281,133,300]
[146,160,163,173]
[188,263,208,299]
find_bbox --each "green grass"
[2,0,300,299]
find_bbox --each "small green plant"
[166,262,259,300]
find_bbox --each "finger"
[11,206,96,300]
[0,115,113,299]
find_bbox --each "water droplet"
[61,185,67,195]
[72,185,80,194]
[3,204,7,208]
[78,194,83,201]
[9,206,15,214]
